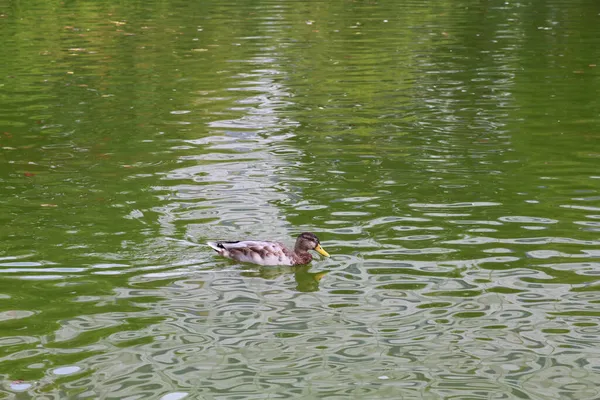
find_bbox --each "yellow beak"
[314,244,330,257]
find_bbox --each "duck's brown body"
[207,233,329,266]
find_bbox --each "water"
[1,0,600,398]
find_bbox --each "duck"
[207,232,330,266]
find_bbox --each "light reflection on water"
[1,0,600,399]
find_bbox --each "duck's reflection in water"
[240,265,328,292]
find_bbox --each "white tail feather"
[207,242,222,252]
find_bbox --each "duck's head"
[295,232,330,257]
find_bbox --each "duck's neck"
[294,250,312,265]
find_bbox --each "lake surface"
[2,0,600,398]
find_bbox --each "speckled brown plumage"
[207,232,330,266]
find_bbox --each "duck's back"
[207,240,294,266]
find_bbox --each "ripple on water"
[498,216,558,224]
[0,310,35,321]
[9,382,32,392]
[53,366,81,376]
[159,393,188,400]
[410,202,502,208]
[3,2,600,399]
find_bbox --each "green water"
[2,0,600,398]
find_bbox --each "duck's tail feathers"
[207,241,223,252]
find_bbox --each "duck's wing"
[207,240,294,266]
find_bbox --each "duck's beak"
[314,244,330,257]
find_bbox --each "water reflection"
[239,265,328,293]
[155,50,301,245]
[2,0,600,399]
